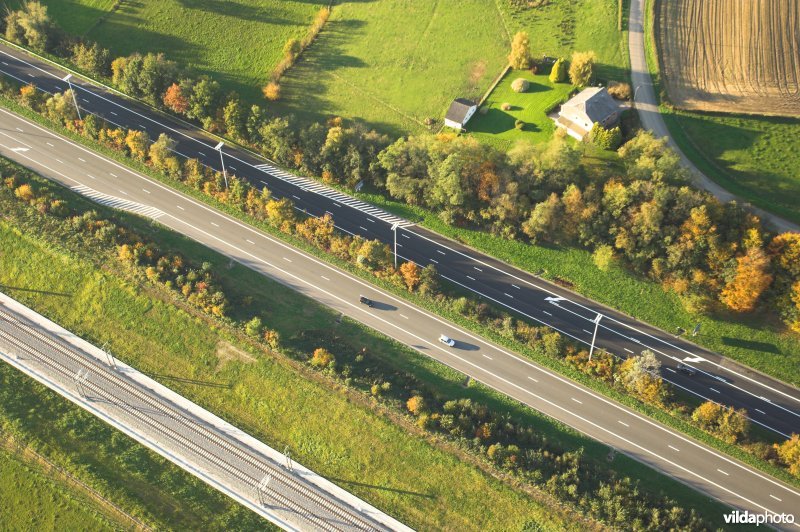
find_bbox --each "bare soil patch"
[215,340,256,370]
[657,0,800,116]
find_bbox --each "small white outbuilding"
[444,98,477,130]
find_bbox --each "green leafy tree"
[222,96,246,140]
[186,77,222,122]
[5,1,57,52]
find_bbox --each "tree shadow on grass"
[0,285,72,297]
[329,477,435,499]
[720,336,780,355]
[145,372,232,389]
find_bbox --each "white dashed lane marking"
[668,445,680,452]
[211,222,219,227]
[572,398,582,404]
[618,420,629,427]
[176,205,185,210]
[466,275,475,281]
[770,495,782,502]
[321,275,330,281]
[717,469,729,476]
[246,239,255,244]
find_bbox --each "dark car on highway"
[677,363,697,376]
[359,295,374,307]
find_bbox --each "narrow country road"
[628,0,799,233]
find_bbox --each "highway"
[0,41,797,443]
[0,292,408,532]
[0,102,798,527]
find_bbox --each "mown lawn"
[468,70,574,149]
[0,222,571,532]
[0,448,117,531]
[663,110,800,225]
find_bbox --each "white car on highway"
[439,334,455,347]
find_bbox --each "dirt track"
[657,0,800,116]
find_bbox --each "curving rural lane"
[627,0,799,233]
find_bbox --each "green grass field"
[497,0,629,81]
[664,110,800,225]
[0,448,117,531]
[5,0,117,35]
[272,0,510,135]
[81,0,327,104]
[468,70,574,148]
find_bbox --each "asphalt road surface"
[1,103,799,527]
[0,294,403,532]
[0,42,797,443]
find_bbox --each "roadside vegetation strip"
[2,91,799,492]
[0,159,742,531]
[0,441,120,531]
[0,365,272,531]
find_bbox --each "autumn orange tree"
[163,83,189,114]
[720,232,773,312]
[399,261,420,291]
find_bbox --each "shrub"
[549,58,567,83]
[514,119,525,130]
[310,347,335,369]
[244,316,263,337]
[262,82,281,101]
[406,395,427,415]
[607,81,632,100]
[511,78,529,93]
[589,123,623,150]
[592,244,616,271]
[500,102,512,111]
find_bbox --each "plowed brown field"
[657,0,800,116]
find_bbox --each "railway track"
[0,305,386,532]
